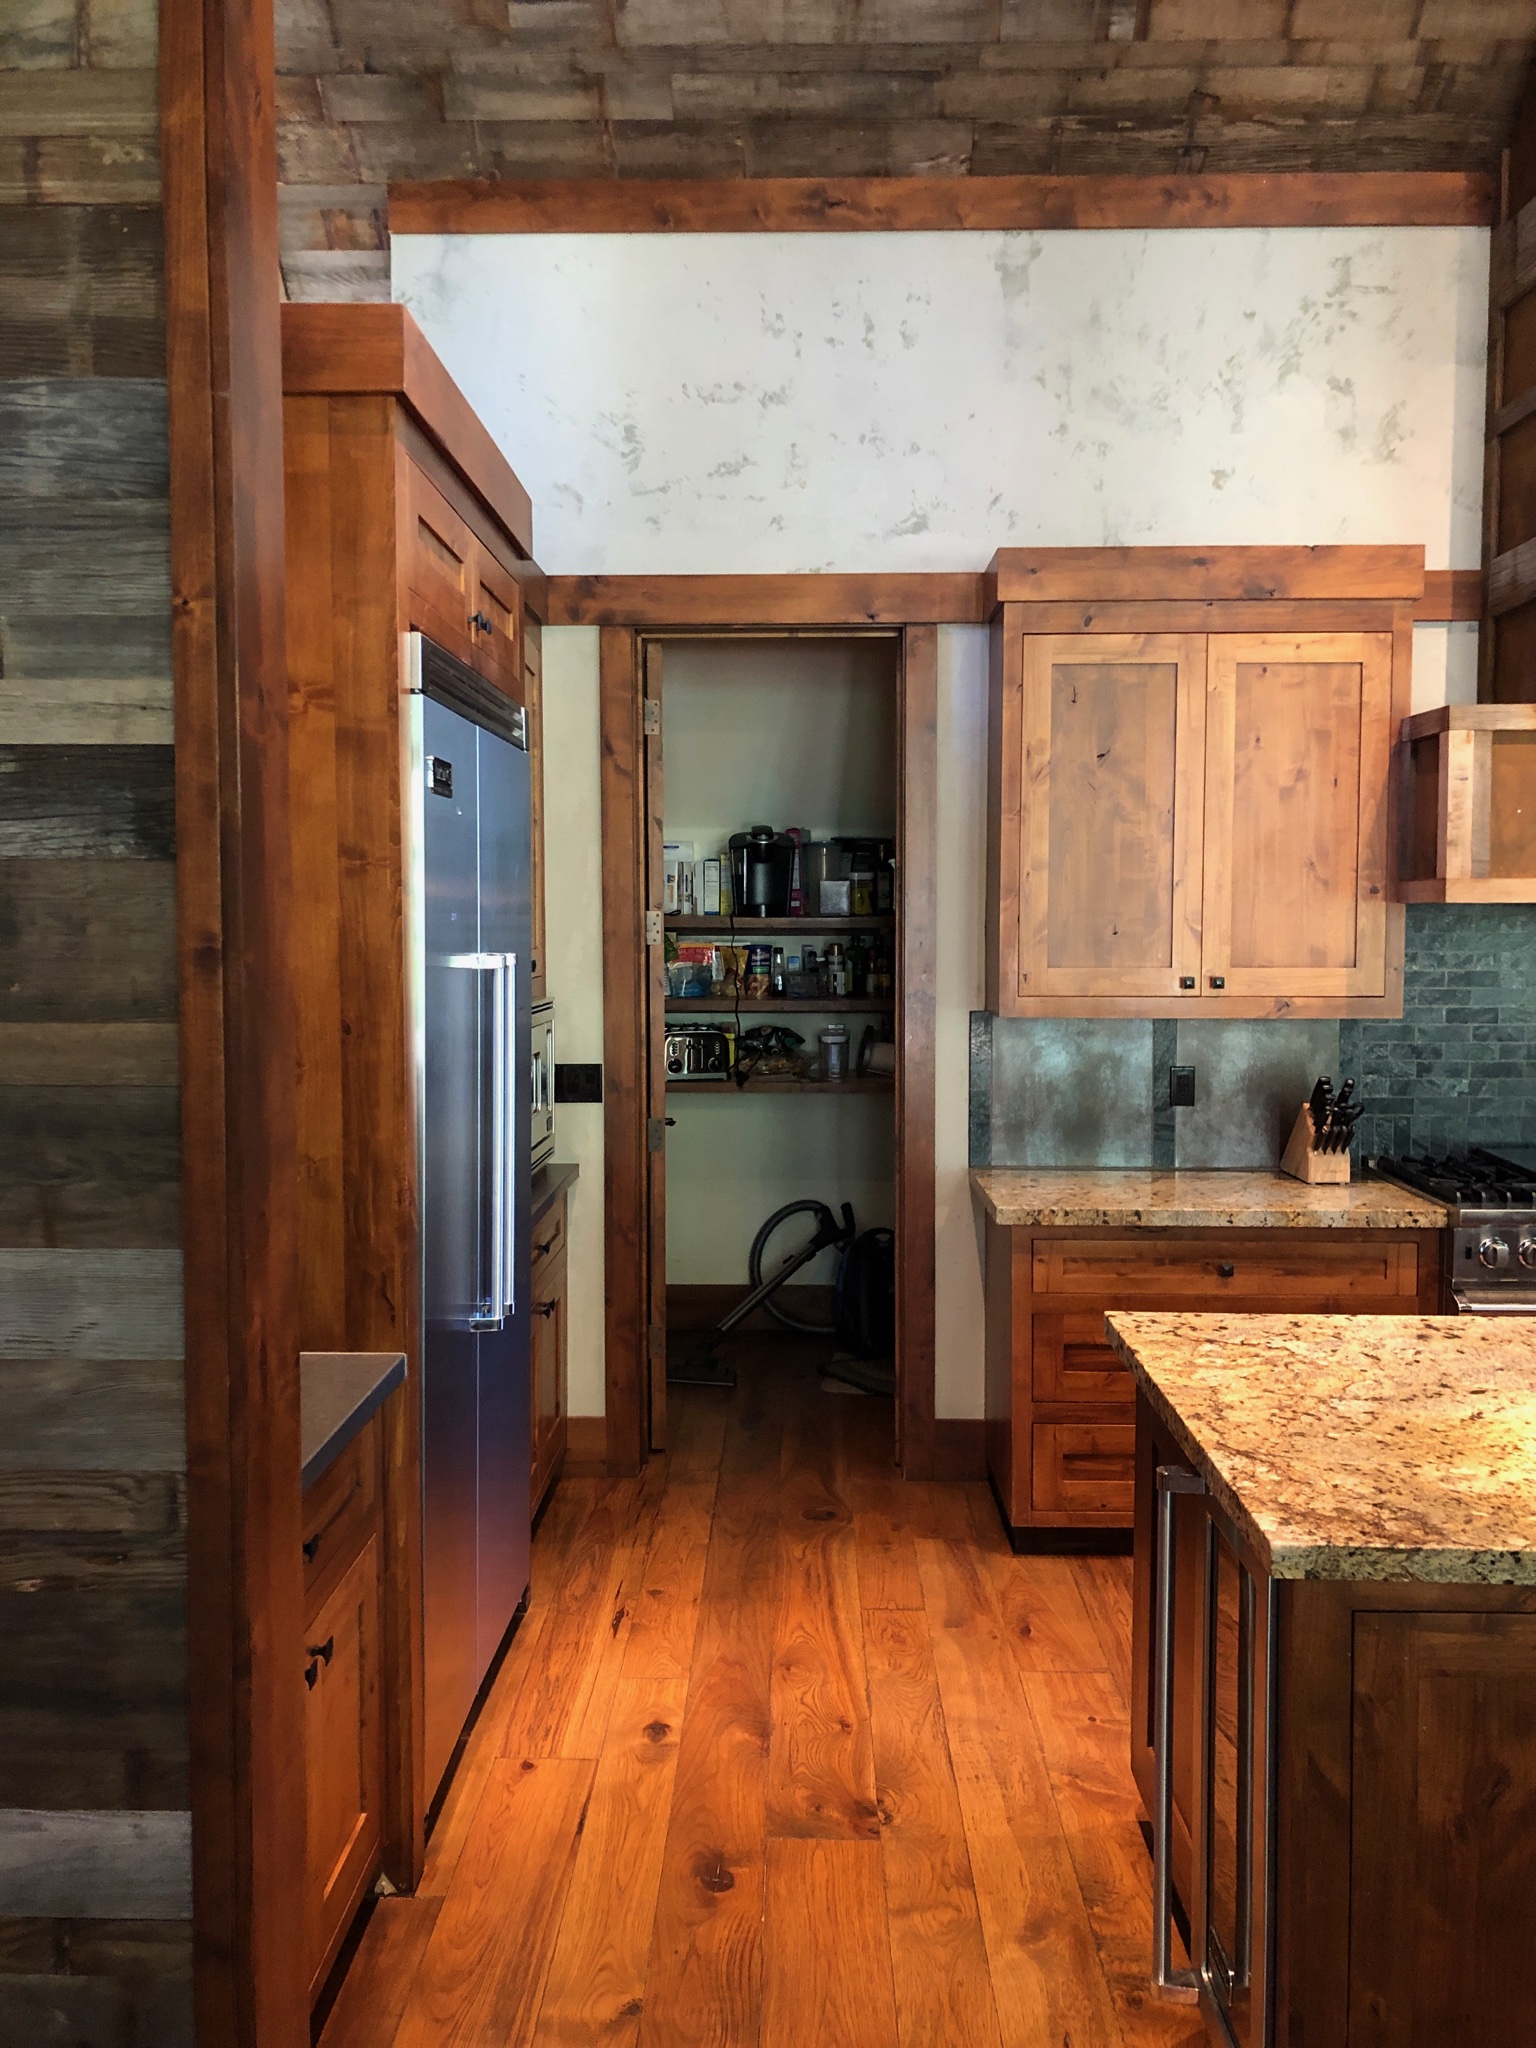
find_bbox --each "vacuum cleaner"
[669,1199,895,1395]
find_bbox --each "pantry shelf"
[664,998,894,1013]
[666,915,895,932]
[667,1076,895,1095]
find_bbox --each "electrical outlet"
[1169,1065,1197,1108]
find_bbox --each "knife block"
[1279,1101,1352,1184]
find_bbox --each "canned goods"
[745,943,772,999]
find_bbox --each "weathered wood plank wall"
[0,0,191,2037]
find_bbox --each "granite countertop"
[301,1351,407,1490]
[1107,1313,1536,1586]
[970,1168,1447,1231]
[532,1159,579,1223]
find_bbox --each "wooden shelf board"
[667,1076,894,1095]
[664,997,894,1012]
[667,914,895,932]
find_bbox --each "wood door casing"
[643,641,667,1452]
[1015,634,1206,1002]
[1202,633,1393,1000]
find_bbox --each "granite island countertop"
[1106,1313,1536,1586]
[970,1168,1447,1232]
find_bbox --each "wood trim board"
[547,573,987,627]
[988,545,1425,606]
[162,0,308,2036]
[897,625,937,1480]
[280,302,534,559]
[390,172,1494,238]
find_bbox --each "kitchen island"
[1109,1313,1536,2048]
[971,1169,1446,1546]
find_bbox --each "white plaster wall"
[395,227,1488,575]
[395,225,1490,1420]
[540,626,606,1416]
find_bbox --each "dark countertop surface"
[532,1160,579,1223]
[301,1350,407,1491]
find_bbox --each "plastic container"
[819,1026,850,1081]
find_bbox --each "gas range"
[1372,1148,1536,1314]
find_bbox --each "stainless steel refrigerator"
[408,633,532,1805]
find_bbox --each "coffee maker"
[728,826,795,918]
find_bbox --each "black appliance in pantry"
[410,632,533,1804]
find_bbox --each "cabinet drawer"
[1031,1310,1133,1406]
[302,1423,379,1610]
[1032,1423,1135,1518]
[531,1195,567,1278]
[1032,1236,1418,1303]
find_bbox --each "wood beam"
[390,173,1494,238]
[547,574,985,628]
[162,0,305,2034]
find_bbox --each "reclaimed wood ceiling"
[275,0,1536,290]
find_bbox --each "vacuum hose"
[747,1200,850,1335]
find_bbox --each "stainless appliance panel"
[419,689,487,1800]
[473,719,533,1680]
[531,999,556,1168]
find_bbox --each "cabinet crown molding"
[986,545,1426,611]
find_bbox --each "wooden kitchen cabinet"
[301,1418,386,2004]
[1129,1385,1536,2046]
[984,1219,1441,1546]
[530,1184,570,1519]
[986,549,1416,1018]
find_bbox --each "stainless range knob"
[1520,1239,1536,1270]
[1479,1237,1512,1270]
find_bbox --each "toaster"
[664,1025,731,1080]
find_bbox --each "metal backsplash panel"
[989,1019,1154,1167]
[1173,1020,1342,1170]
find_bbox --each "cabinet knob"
[536,1299,558,1318]
[1179,976,1196,990]
[301,1534,320,1562]
[1209,976,1226,990]
[1217,1261,1236,1279]
[469,610,495,635]
[306,1635,335,1666]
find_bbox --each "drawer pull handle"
[301,1534,320,1562]
[307,1636,335,1666]
[469,610,495,635]
[304,1658,320,1691]
[535,1299,558,1318]
[1217,1261,1236,1279]
[534,1233,559,1257]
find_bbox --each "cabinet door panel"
[1016,635,1206,1001]
[404,462,477,663]
[1031,1421,1135,1517]
[470,541,522,691]
[1202,634,1392,999]
[305,1532,383,1997]
[1031,1309,1134,1405]
[531,1239,568,1516]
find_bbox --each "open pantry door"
[643,640,668,1451]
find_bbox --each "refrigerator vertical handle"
[489,955,508,1326]
[503,952,518,1314]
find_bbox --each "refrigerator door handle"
[503,951,518,1315]
[460,952,506,1334]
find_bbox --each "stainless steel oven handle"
[1153,1461,1206,2004]
[1451,1287,1536,1313]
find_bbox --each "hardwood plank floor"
[320,1341,1203,2048]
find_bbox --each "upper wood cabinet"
[986,549,1418,1019]
[282,301,548,999]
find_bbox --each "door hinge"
[645,909,663,946]
[642,697,661,736]
[647,1116,667,1153]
